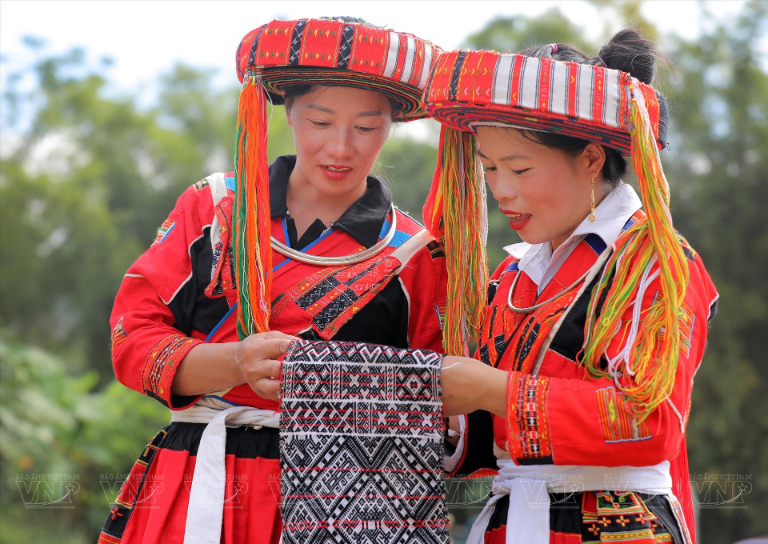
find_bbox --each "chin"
[516,231,548,246]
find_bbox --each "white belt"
[170,399,280,544]
[466,459,676,544]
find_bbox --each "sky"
[1,0,749,90]
[0,0,754,144]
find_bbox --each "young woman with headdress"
[425,31,718,543]
[99,17,447,544]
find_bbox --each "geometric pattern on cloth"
[141,335,200,404]
[506,372,553,464]
[582,490,679,543]
[153,219,175,244]
[270,255,401,339]
[235,19,441,121]
[678,301,695,358]
[423,50,668,155]
[280,340,449,544]
[596,387,653,444]
[111,317,129,357]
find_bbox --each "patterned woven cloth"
[280,340,449,544]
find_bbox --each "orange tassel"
[233,74,272,338]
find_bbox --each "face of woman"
[476,127,606,250]
[285,86,393,199]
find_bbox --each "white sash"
[466,459,680,544]
[170,399,280,544]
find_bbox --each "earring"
[589,178,596,222]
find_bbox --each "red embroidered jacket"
[449,226,718,489]
[110,160,447,412]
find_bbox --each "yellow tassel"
[581,82,688,422]
[424,126,489,355]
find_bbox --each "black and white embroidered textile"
[280,340,449,544]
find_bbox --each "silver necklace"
[506,266,592,314]
[270,203,397,266]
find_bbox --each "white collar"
[502,182,642,289]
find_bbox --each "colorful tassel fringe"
[581,82,689,423]
[423,126,489,355]
[233,74,272,339]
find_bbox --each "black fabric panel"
[549,261,614,364]
[167,226,230,337]
[160,422,280,459]
[286,216,328,249]
[644,492,685,544]
[453,410,498,477]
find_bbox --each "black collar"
[268,155,393,249]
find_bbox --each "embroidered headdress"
[421,47,686,416]
[232,18,441,338]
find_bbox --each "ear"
[581,142,606,180]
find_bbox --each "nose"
[486,172,518,204]
[326,127,355,160]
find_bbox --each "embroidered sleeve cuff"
[444,415,467,475]
[141,335,205,410]
[507,371,554,465]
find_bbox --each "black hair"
[516,29,667,186]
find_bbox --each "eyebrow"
[477,149,530,161]
[305,104,384,117]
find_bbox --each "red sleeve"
[110,183,217,410]
[505,253,719,466]
[398,240,448,353]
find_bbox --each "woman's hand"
[441,356,508,417]
[234,331,297,401]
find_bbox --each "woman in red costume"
[99,17,447,544]
[428,31,718,543]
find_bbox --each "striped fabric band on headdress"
[423,50,668,156]
[232,19,441,339]
[422,48,687,424]
[237,19,441,121]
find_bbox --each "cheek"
[356,132,388,162]
[292,124,323,155]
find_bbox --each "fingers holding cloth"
[235,331,297,401]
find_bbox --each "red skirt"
[98,422,281,544]
[482,491,686,544]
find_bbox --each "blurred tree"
[0,48,292,379]
[660,1,768,540]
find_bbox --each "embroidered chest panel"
[270,254,401,339]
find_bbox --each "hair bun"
[598,29,659,84]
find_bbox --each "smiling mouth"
[504,212,531,221]
[323,165,352,172]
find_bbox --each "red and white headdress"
[232,18,441,338]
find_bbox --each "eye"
[512,168,531,175]
[481,164,497,173]
[356,126,378,133]
[309,120,330,128]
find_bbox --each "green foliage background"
[1,2,766,542]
